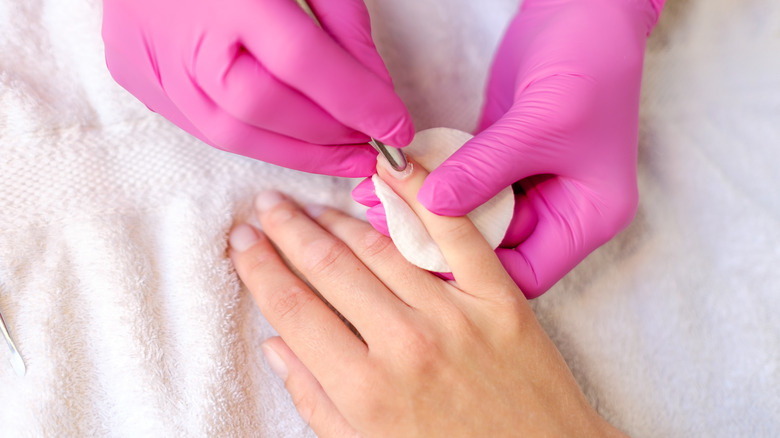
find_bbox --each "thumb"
[262,338,359,438]
[417,118,543,217]
[418,74,590,216]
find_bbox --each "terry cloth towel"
[1,0,779,436]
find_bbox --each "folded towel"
[1,0,778,436]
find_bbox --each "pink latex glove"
[102,0,413,177]
[354,0,664,298]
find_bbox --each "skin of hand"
[352,0,665,297]
[101,0,413,177]
[228,157,628,437]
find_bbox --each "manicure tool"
[292,0,409,172]
[0,306,26,376]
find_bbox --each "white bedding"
[1,0,778,436]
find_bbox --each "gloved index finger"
[233,0,414,147]
[304,0,395,83]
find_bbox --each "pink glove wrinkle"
[416,0,664,297]
[355,0,664,297]
[102,0,414,177]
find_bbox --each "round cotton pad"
[371,127,515,273]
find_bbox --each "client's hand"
[228,158,626,437]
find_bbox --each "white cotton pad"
[371,127,515,273]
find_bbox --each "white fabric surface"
[372,128,514,273]
[1,0,778,436]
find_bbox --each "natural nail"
[255,190,286,213]
[261,343,288,381]
[377,154,414,180]
[229,224,260,252]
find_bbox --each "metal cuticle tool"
[370,138,408,172]
[292,0,409,172]
[0,306,26,376]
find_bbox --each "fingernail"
[261,343,288,381]
[304,204,327,218]
[229,224,259,252]
[376,154,414,180]
[255,190,285,213]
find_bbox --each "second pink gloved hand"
[102,0,413,177]
[354,0,664,297]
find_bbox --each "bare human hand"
[228,157,626,437]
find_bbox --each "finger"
[310,206,445,308]
[102,38,215,149]
[254,191,409,341]
[364,205,389,237]
[206,112,378,177]
[233,0,414,146]
[349,179,388,237]
[162,67,378,177]
[350,178,380,207]
[417,74,591,216]
[196,47,369,145]
[376,157,514,296]
[262,338,359,438]
[228,223,366,388]
[498,176,637,297]
[307,0,394,83]
[501,190,538,247]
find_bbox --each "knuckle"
[269,283,316,322]
[393,328,440,372]
[360,228,395,260]
[598,187,639,239]
[429,217,474,244]
[289,387,319,424]
[241,246,275,275]
[263,204,296,227]
[303,238,351,277]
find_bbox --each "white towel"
[1,0,778,436]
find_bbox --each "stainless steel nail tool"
[369,138,408,171]
[293,0,409,172]
[0,307,26,376]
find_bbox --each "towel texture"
[1,0,778,436]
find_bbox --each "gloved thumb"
[418,74,592,216]
[417,120,542,217]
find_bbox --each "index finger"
[375,157,516,297]
[232,0,414,146]
[228,223,368,390]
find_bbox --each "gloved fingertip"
[351,178,380,207]
[330,147,381,178]
[417,173,474,216]
[365,205,389,236]
[501,195,538,247]
[379,113,415,147]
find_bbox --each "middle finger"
[255,191,410,342]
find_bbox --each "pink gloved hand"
[102,0,413,177]
[353,0,664,297]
